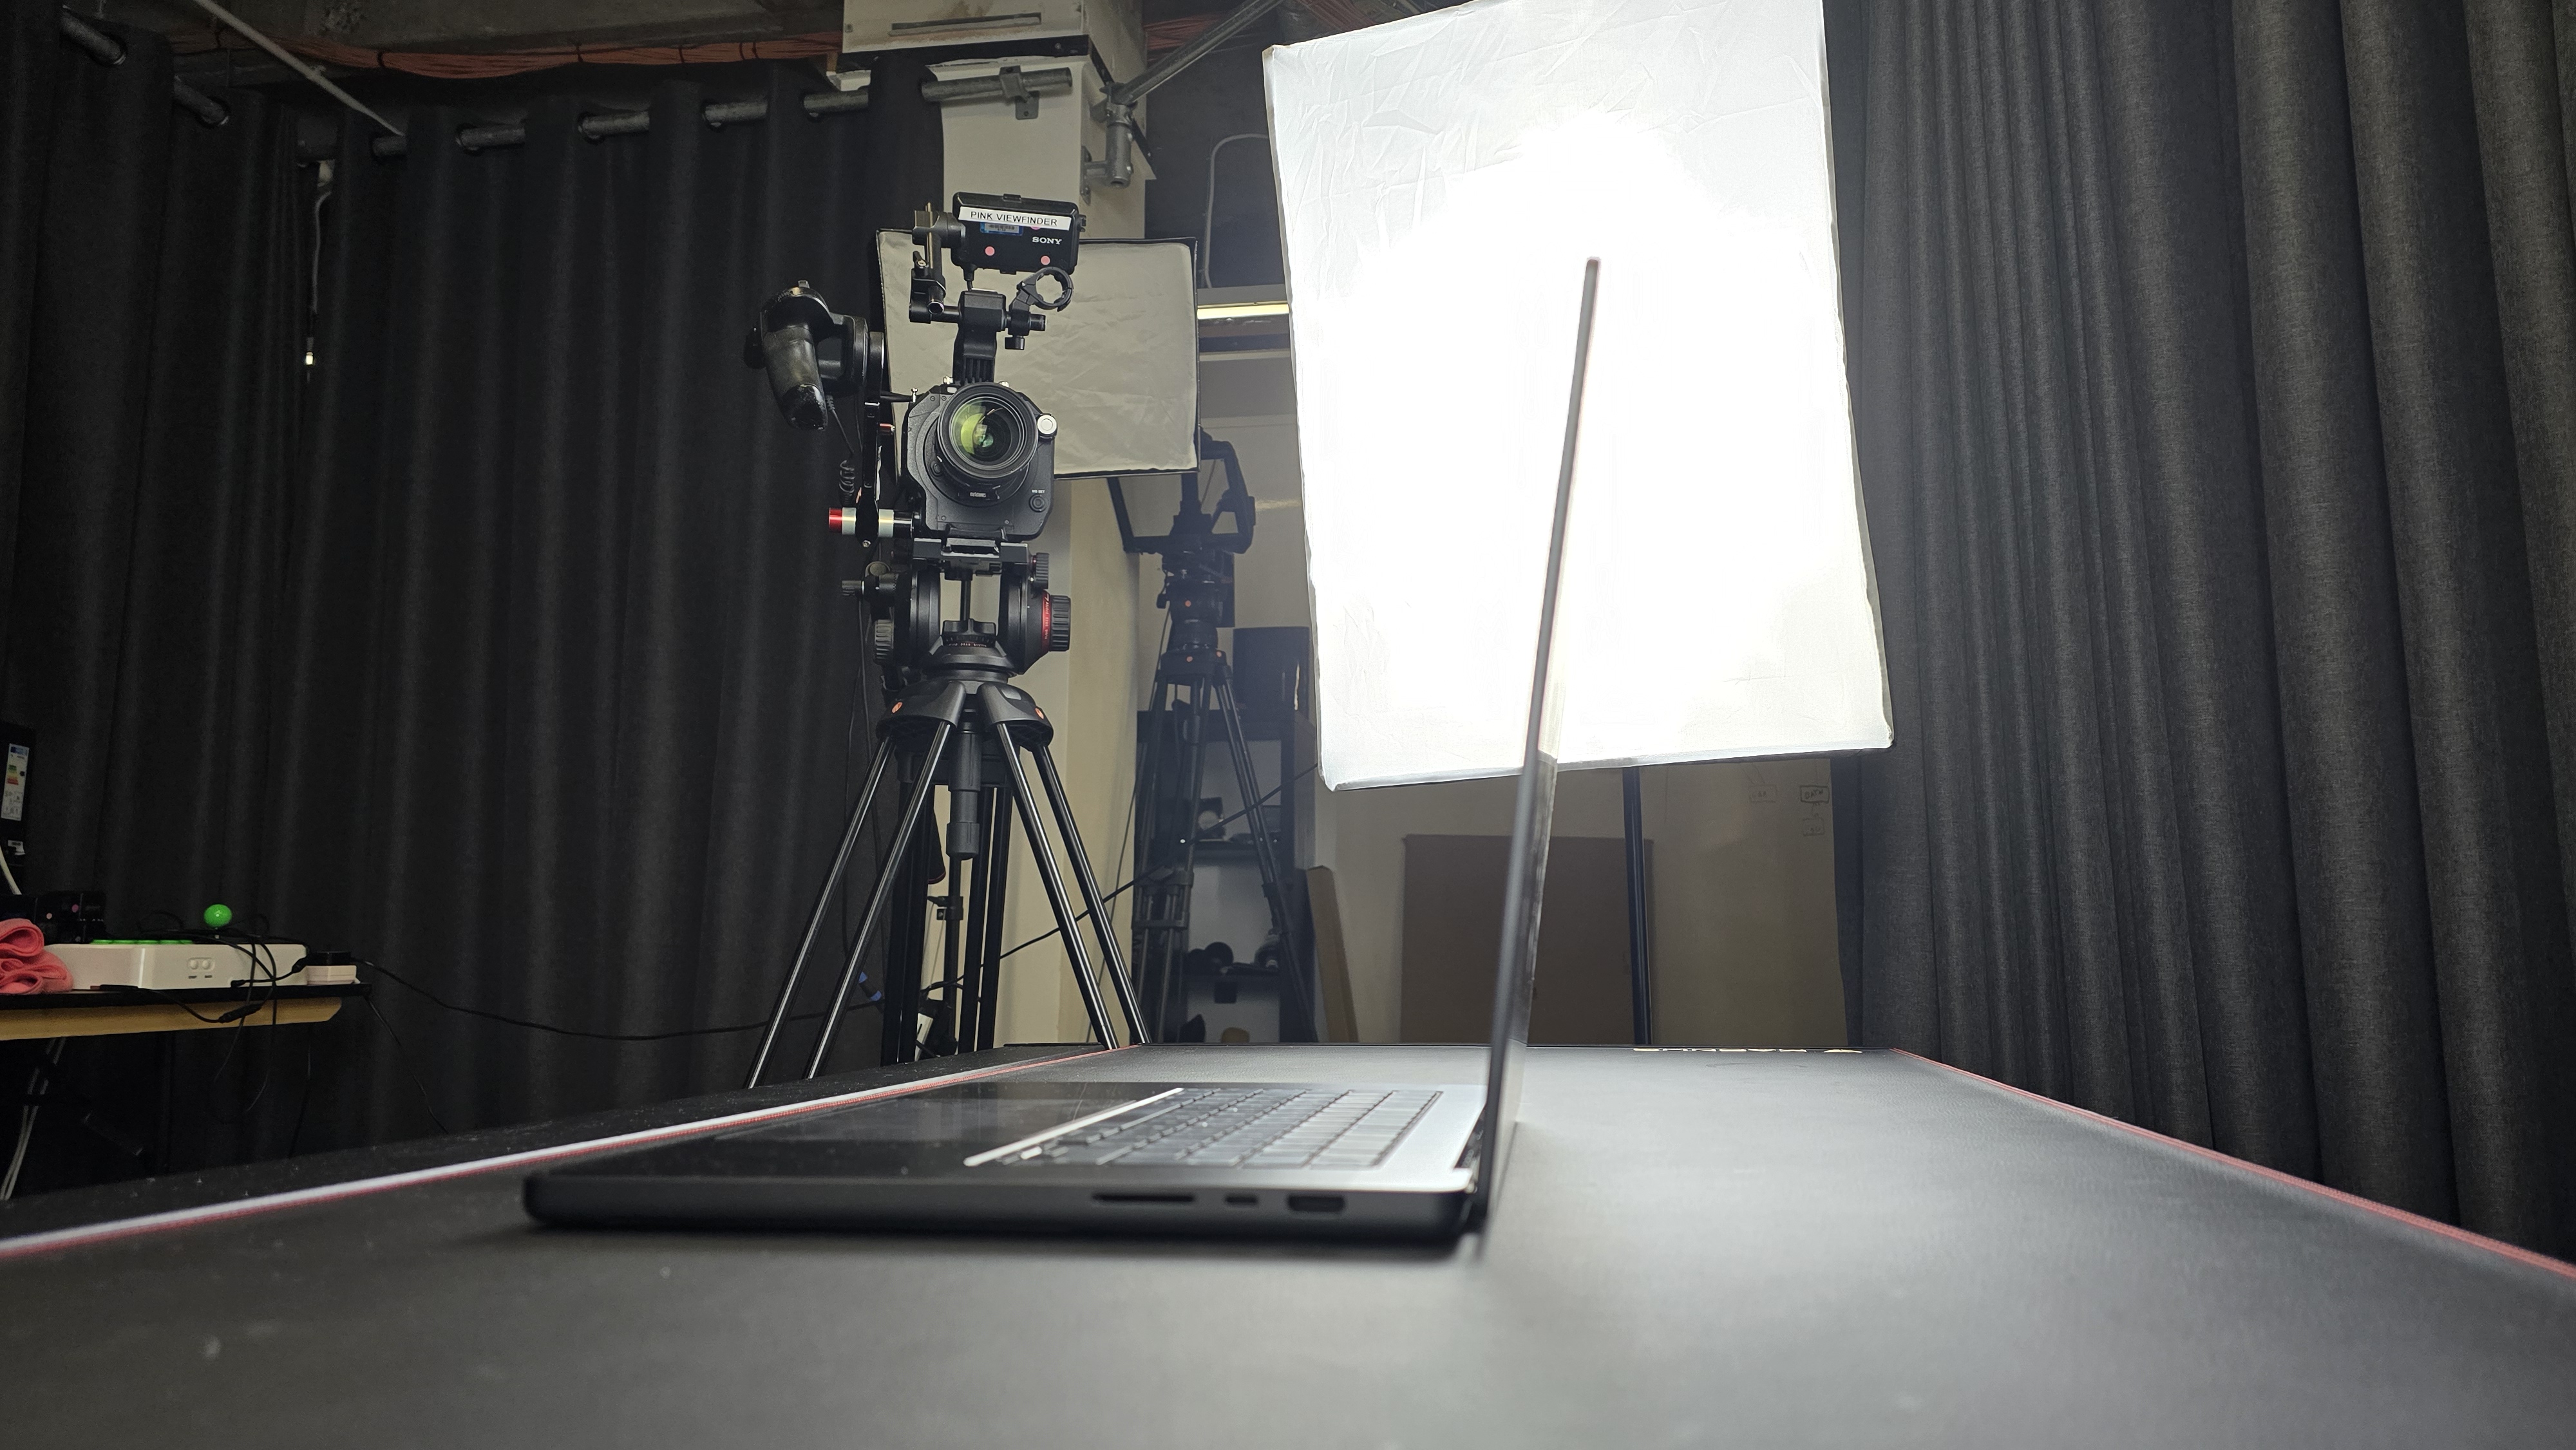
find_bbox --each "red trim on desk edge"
[0,1046,1122,1263]
[1892,1048,2576,1283]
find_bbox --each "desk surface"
[6,1044,2572,1448]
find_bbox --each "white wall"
[1312,758,1845,1045]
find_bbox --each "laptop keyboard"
[1004,1087,1439,1171]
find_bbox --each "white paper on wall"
[877,234,1199,476]
[1265,0,1889,789]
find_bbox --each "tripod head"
[856,541,1069,684]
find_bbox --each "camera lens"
[927,382,1041,498]
[947,395,1019,465]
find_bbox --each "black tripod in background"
[1112,438,1317,1042]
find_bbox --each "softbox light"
[1265,0,1889,789]
[877,234,1200,476]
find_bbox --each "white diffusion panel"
[878,235,1199,476]
[1265,0,1888,789]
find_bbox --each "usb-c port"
[1286,1194,1345,1214]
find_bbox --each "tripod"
[744,630,1147,1086]
[1112,440,1318,1042]
[737,194,1134,1084]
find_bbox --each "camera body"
[744,195,1082,548]
[891,194,1081,544]
[746,194,1083,675]
[901,378,1056,541]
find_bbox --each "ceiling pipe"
[1090,0,1284,187]
[292,62,1092,164]
[189,0,398,134]
[56,8,232,128]
[56,6,1074,166]
[293,84,887,162]
[921,64,1075,114]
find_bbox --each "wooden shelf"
[0,986,360,1041]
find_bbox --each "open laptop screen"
[1470,260,1598,1223]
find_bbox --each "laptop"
[522,260,1599,1240]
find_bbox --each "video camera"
[746,193,1081,549]
[744,194,1084,677]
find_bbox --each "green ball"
[202,903,234,929]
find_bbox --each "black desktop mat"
[5,1044,2572,1448]
[0,1046,1079,1239]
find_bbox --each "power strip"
[53,941,337,991]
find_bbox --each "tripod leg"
[1128,679,1161,1024]
[876,827,938,1067]
[976,789,1014,1050]
[1030,740,1151,1044]
[1173,681,1215,1033]
[806,719,955,1078]
[937,843,966,1055]
[1132,679,1180,1039]
[1213,670,1318,1042]
[990,721,1117,1047]
[959,785,997,1052]
[746,744,895,1088]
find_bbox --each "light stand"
[1622,766,1654,1046]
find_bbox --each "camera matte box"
[1266,0,1889,788]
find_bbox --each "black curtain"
[1,8,943,1182]
[1827,0,2576,1256]
[1,11,314,1178]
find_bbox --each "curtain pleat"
[278,73,898,1142]
[2233,0,2456,1221]
[2,19,914,1184]
[1,19,314,1179]
[1837,0,2576,1253]
[0,1,61,607]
